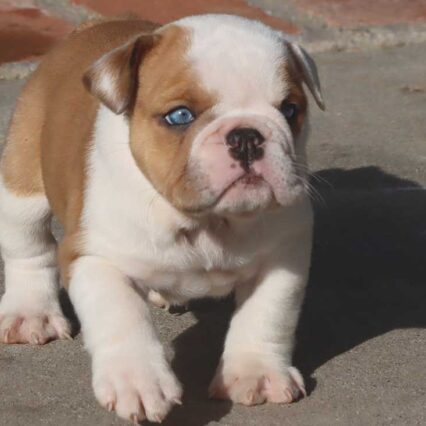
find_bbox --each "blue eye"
[280,102,298,120]
[164,106,195,126]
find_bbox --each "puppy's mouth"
[219,168,275,197]
[181,170,274,216]
[233,171,265,186]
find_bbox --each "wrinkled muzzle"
[187,111,307,215]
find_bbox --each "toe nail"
[173,398,182,405]
[30,333,41,345]
[106,401,114,412]
[62,332,73,341]
[130,413,139,424]
[154,414,163,423]
[3,328,10,343]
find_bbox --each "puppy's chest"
[135,265,252,301]
[100,226,259,300]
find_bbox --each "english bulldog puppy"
[0,14,324,423]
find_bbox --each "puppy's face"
[85,15,324,216]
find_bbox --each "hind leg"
[0,75,71,344]
[0,177,71,344]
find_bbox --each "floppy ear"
[83,34,159,114]
[287,42,325,111]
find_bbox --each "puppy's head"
[84,15,324,217]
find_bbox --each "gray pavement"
[0,42,426,425]
[251,0,426,53]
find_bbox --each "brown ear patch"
[286,42,325,111]
[281,61,308,137]
[83,34,159,114]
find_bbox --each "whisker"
[298,175,327,206]
[309,172,333,187]
[291,160,333,190]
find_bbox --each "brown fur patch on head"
[129,25,217,212]
[280,60,308,138]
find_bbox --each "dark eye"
[280,102,298,120]
[164,106,195,126]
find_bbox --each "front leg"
[68,256,182,423]
[209,227,312,406]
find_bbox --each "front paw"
[209,354,306,406]
[0,294,71,345]
[92,350,182,423]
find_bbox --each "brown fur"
[83,33,159,114]
[281,61,308,137]
[129,26,217,212]
[1,18,160,283]
[1,78,46,194]
[82,24,218,212]
[0,17,307,284]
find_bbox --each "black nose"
[225,127,265,170]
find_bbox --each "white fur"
[177,15,289,112]
[0,177,70,343]
[209,222,312,403]
[72,103,313,418]
[68,16,315,421]
[0,15,317,423]
[68,255,182,422]
[172,16,311,214]
[187,108,305,213]
[81,106,310,300]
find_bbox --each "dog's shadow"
[295,166,426,379]
[162,166,426,426]
[162,297,233,426]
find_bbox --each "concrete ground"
[1,8,426,426]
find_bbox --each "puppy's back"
[1,18,158,226]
